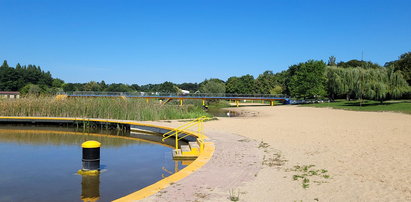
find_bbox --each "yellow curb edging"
[0,116,215,201]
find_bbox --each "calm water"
[0,126,186,202]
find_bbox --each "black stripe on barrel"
[81,141,101,171]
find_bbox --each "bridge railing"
[62,91,290,98]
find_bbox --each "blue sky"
[1,0,410,84]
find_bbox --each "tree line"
[1,51,410,102]
[0,60,60,94]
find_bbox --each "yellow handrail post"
[198,138,204,152]
[180,99,183,106]
[175,131,179,149]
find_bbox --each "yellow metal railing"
[161,116,209,150]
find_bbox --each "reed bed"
[0,96,208,121]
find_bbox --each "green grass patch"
[207,100,230,109]
[301,99,411,114]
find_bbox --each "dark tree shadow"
[340,100,410,107]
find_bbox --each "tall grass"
[0,96,209,120]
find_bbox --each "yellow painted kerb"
[81,140,101,148]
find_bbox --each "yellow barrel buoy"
[78,141,101,175]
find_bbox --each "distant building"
[0,91,20,99]
[181,90,190,95]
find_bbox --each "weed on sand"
[287,165,331,189]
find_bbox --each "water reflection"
[0,128,146,147]
[161,160,193,179]
[81,174,100,202]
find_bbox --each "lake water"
[0,126,186,201]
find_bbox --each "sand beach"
[143,105,411,201]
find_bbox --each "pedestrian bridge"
[61,92,291,107]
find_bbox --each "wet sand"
[143,105,411,201]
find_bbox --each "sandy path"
[205,106,411,201]
[143,105,411,201]
[141,125,263,202]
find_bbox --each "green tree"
[177,82,199,93]
[52,78,65,88]
[199,79,226,94]
[325,66,409,104]
[226,76,241,94]
[337,59,381,68]
[289,60,327,99]
[140,84,156,92]
[0,61,60,92]
[365,68,387,104]
[1,60,9,68]
[274,70,289,95]
[131,84,140,91]
[84,81,102,91]
[325,66,343,100]
[255,71,278,94]
[0,60,19,90]
[385,52,411,85]
[385,66,409,100]
[238,74,256,94]
[63,83,80,92]
[269,85,283,95]
[225,75,256,94]
[157,81,178,93]
[105,83,134,92]
[20,84,43,95]
[328,56,337,66]
[99,80,108,90]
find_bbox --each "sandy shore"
[143,105,411,201]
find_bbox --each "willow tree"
[326,66,346,101]
[325,67,339,101]
[325,66,409,105]
[352,68,369,105]
[366,68,388,104]
[385,52,411,85]
[386,66,410,100]
[342,68,357,101]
